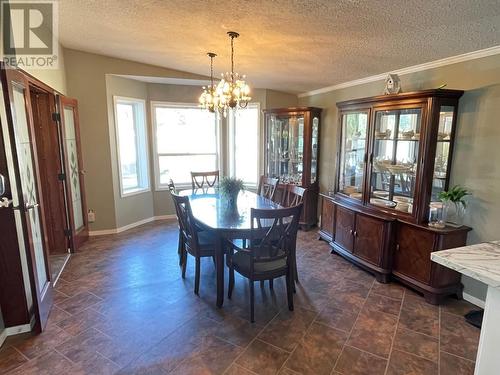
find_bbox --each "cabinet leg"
[456,284,464,300]
[375,273,391,284]
[424,292,441,305]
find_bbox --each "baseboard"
[89,215,176,236]
[463,292,485,309]
[0,328,6,347]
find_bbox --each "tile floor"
[0,220,480,374]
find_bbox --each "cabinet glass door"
[310,116,319,184]
[431,106,454,202]
[266,114,304,184]
[369,108,421,213]
[338,112,368,200]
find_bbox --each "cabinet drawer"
[334,206,355,252]
[353,214,385,266]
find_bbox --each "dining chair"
[191,171,219,189]
[226,204,303,322]
[168,179,184,265]
[281,184,307,207]
[167,178,177,194]
[280,184,307,283]
[257,175,279,201]
[171,193,216,295]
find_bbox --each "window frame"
[228,102,261,188]
[113,96,150,197]
[151,101,220,190]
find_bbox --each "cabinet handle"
[354,231,358,237]
[349,229,353,235]
[396,244,400,252]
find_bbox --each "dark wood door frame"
[57,96,89,249]
[30,86,69,255]
[1,65,54,333]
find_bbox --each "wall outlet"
[88,209,96,223]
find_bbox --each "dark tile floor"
[0,220,480,374]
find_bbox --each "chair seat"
[232,250,287,276]
[198,230,216,246]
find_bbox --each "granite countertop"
[431,241,500,288]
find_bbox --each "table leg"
[216,234,224,308]
[474,286,500,375]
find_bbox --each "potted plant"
[438,185,471,226]
[220,177,244,206]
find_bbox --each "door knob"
[12,202,39,211]
[0,197,12,208]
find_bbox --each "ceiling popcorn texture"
[59,0,500,93]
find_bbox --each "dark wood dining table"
[179,188,281,307]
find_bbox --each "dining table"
[179,188,281,307]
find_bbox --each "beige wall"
[106,75,155,228]
[299,53,500,302]
[64,48,207,231]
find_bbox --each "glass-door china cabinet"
[320,90,471,304]
[264,107,322,228]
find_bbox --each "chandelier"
[199,31,251,116]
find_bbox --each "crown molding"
[298,45,500,98]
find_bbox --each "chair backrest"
[281,185,307,207]
[257,176,279,201]
[249,204,303,272]
[170,193,199,254]
[167,178,177,194]
[191,171,219,189]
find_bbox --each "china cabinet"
[263,107,322,228]
[319,89,471,303]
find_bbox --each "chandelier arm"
[231,35,234,84]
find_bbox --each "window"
[152,102,218,188]
[228,103,260,186]
[113,96,149,196]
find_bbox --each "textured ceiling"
[59,0,500,93]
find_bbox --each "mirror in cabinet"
[431,105,455,203]
[338,111,368,201]
[266,114,304,184]
[369,107,422,215]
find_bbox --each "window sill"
[120,187,151,198]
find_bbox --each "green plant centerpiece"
[438,185,470,226]
[220,177,244,206]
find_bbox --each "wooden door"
[57,96,88,250]
[31,89,68,255]
[1,67,53,332]
[393,223,435,283]
[353,214,384,266]
[334,206,355,252]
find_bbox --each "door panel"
[353,214,384,266]
[334,206,355,252]
[320,197,334,238]
[393,223,435,283]
[2,68,53,332]
[58,96,88,249]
